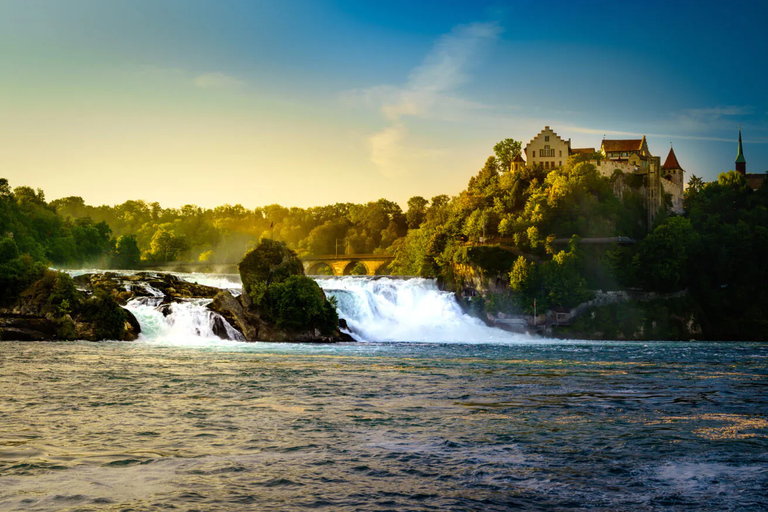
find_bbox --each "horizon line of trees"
[3,135,768,338]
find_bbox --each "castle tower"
[661,146,685,214]
[736,127,746,175]
[662,146,685,187]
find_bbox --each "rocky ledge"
[0,270,140,342]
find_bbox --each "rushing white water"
[317,276,522,343]
[125,287,245,346]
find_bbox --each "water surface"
[1,340,766,511]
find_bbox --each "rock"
[0,312,59,341]
[208,290,260,341]
[73,272,221,305]
[123,309,141,341]
[0,270,142,342]
[210,314,231,340]
[337,331,356,342]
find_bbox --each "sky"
[0,0,766,209]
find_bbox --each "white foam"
[318,276,527,344]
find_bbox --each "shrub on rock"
[238,239,338,336]
[238,238,304,307]
[267,275,338,335]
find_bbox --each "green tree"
[632,216,698,292]
[111,234,141,268]
[267,275,339,334]
[406,196,429,229]
[493,138,522,173]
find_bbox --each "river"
[1,272,766,510]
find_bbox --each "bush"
[239,239,305,307]
[0,239,47,306]
[238,239,339,335]
[266,275,339,335]
[81,289,127,340]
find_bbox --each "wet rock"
[208,290,260,341]
[123,309,141,341]
[210,314,231,340]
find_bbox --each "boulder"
[208,290,261,341]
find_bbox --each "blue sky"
[0,0,766,207]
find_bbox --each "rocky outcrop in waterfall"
[0,270,140,342]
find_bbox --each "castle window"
[559,161,562,166]
[545,135,550,142]
[559,150,562,157]
[540,149,544,157]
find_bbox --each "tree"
[111,234,141,268]
[267,275,339,334]
[632,216,698,292]
[406,196,429,229]
[149,228,189,262]
[493,138,522,172]
[687,174,704,194]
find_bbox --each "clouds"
[673,105,753,133]
[347,21,502,177]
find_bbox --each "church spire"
[735,127,746,175]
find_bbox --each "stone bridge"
[301,254,394,276]
[138,254,395,276]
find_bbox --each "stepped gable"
[662,147,683,171]
[525,125,569,149]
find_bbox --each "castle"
[513,126,685,227]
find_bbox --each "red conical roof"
[662,147,683,171]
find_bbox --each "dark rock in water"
[157,303,173,317]
[208,289,350,343]
[336,331,356,342]
[208,290,260,341]
[123,309,141,341]
[338,318,349,330]
[0,313,59,341]
[74,272,221,305]
[210,314,232,340]
[0,270,142,342]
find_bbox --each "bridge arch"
[306,261,335,275]
[300,254,394,276]
[342,260,367,275]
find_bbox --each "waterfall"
[317,276,522,343]
[103,272,525,344]
[125,285,245,345]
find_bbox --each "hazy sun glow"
[0,0,766,208]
